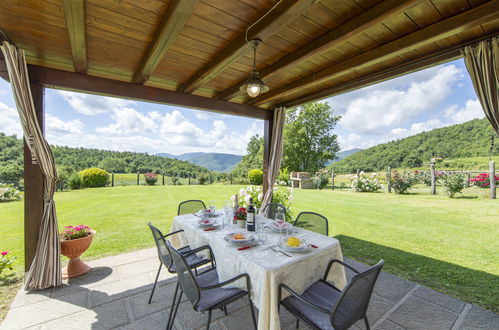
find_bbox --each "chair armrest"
[199,273,251,293]
[164,229,184,237]
[324,259,359,281]
[278,283,329,314]
[183,245,214,259]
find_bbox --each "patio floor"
[1,248,497,330]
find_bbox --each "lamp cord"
[245,0,283,43]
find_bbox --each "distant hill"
[156,152,242,172]
[330,118,496,173]
[328,148,362,164]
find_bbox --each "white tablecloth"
[171,214,347,330]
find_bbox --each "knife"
[203,227,216,231]
[237,242,261,251]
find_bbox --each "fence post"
[162,173,165,185]
[230,174,233,185]
[137,172,140,185]
[387,167,391,193]
[430,162,436,195]
[466,172,471,187]
[331,170,335,190]
[111,173,114,187]
[210,173,213,184]
[490,161,496,199]
[188,174,191,185]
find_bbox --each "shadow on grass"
[335,235,499,313]
[453,195,479,199]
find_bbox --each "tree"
[231,135,264,177]
[282,102,341,172]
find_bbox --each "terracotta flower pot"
[60,230,95,279]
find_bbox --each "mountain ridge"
[156,152,242,172]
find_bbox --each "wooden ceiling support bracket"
[62,0,87,73]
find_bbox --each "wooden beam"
[15,63,270,119]
[250,1,499,106]
[285,49,463,108]
[62,0,87,73]
[133,0,199,84]
[180,0,318,94]
[218,0,420,101]
[24,82,45,272]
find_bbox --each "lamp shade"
[240,70,269,98]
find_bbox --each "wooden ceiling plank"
[62,0,87,73]
[180,0,318,94]
[133,0,199,84]
[250,1,499,106]
[219,0,420,101]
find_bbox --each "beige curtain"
[262,106,286,207]
[1,41,61,290]
[461,36,499,135]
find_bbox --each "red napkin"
[237,245,252,251]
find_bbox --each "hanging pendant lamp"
[240,38,269,98]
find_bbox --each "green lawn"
[1,185,498,313]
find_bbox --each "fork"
[272,246,292,257]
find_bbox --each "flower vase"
[60,230,95,279]
[238,220,246,228]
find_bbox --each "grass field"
[1,185,498,316]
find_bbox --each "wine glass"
[275,208,286,244]
[208,200,216,213]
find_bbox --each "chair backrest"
[261,202,286,219]
[331,260,384,329]
[148,223,174,270]
[293,211,329,236]
[178,200,206,215]
[164,239,201,306]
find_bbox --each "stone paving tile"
[374,319,406,329]
[89,273,153,308]
[458,305,499,330]
[9,287,53,309]
[50,266,118,299]
[387,294,458,330]
[413,285,465,314]
[1,291,87,329]
[40,299,129,330]
[373,272,415,303]
[172,299,241,330]
[88,248,156,269]
[117,258,159,280]
[128,281,179,320]
[219,304,259,330]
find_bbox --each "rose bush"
[0,251,16,276]
[469,173,499,188]
[144,173,158,185]
[350,172,382,192]
[0,184,22,202]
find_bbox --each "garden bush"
[247,169,263,185]
[442,174,466,198]
[144,173,158,185]
[0,163,23,186]
[68,173,82,190]
[313,172,329,190]
[170,176,181,185]
[469,173,499,188]
[350,172,382,192]
[79,168,109,188]
[0,251,15,276]
[198,173,209,185]
[391,170,418,194]
[278,168,290,186]
[0,184,22,202]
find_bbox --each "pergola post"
[24,81,45,271]
[263,111,274,196]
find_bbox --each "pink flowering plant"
[144,173,158,186]
[0,251,16,276]
[468,173,499,188]
[60,225,92,240]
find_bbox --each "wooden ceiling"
[0,0,498,115]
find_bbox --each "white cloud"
[46,114,83,134]
[96,107,158,135]
[443,99,484,124]
[194,111,214,120]
[0,102,22,136]
[338,65,463,135]
[57,90,134,116]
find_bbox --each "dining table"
[170,213,347,330]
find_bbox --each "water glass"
[208,200,216,212]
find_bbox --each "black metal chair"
[178,199,206,215]
[147,222,213,327]
[261,202,286,219]
[293,211,329,236]
[165,239,257,330]
[279,259,384,330]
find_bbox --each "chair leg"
[364,315,371,330]
[149,263,162,304]
[206,309,212,330]
[223,306,228,316]
[167,289,183,330]
[248,296,257,330]
[166,282,179,330]
[295,319,299,329]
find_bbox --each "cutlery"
[203,227,216,231]
[237,242,261,251]
[272,246,292,257]
[192,213,200,217]
[311,244,318,249]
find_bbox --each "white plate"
[224,233,255,244]
[278,240,311,253]
[199,218,216,226]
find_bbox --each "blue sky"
[0,58,483,155]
